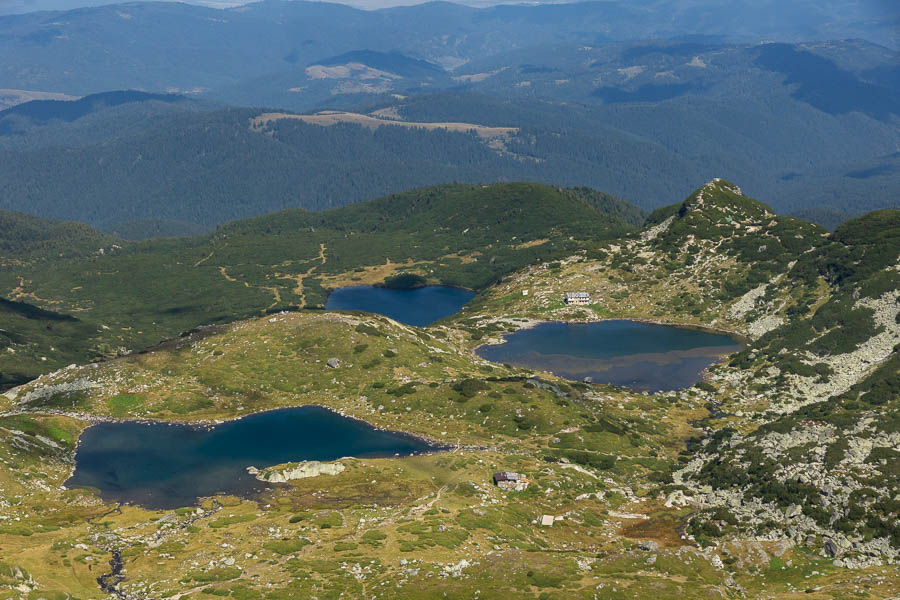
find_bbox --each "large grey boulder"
[250,460,345,483]
[824,538,843,558]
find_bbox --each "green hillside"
[466,178,830,328]
[0,210,120,259]
[0,182,636,388]
[224,183,635,238]
[460,178,899,563]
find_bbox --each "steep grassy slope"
[463,179,828,332]
[0,183,636,388]
[0,297,101,389]
[0,211,125,387]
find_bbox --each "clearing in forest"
[250,111,518,140]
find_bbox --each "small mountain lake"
[67,406,441,509]
[476,320,743,392]
[325,285,475,326]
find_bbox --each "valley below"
[0,179,897,598]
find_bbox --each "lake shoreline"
[474,318,744,393]
[324,284,476,327]
[477,315,748,345]
[11,402,458,501]
[63,404,456,509]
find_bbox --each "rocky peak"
[639,179,801,254]
[679,179,771,224]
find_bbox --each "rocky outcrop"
[728,283,768,321]
[14,376,100,406]
[640,215,674,242]
[671,413,900,567]
[788,290,900,403]
[248,460,345,483]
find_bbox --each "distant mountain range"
[0,0,897,97]
[1,45,898,236]
[0,3,897,234]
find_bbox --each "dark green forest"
[1,89,897,237]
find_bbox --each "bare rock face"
[249,460,345,483]
[326,357,341,368]
[824,538,844,558]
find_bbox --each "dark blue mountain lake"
[66,406,441,509]
[325,285,475,326]
[476,320,743,392]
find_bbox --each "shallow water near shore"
[67,406,441,509]
[476,320,742,392]
[325,285,475,326]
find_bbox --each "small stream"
[96,549,125,598]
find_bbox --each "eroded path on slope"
[278,242,327,307]
[216,266,283,310]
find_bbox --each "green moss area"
[0,310,699,594]
[4,313,547,441]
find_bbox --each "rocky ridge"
[469,182,899,567]
[670,203,900,566]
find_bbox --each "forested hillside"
[1,81,897,234]
[0,210,119,258]
[2,104,544,231]
[0,183,636,388]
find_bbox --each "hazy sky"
[0,0,442,14]
[0,0,897,18]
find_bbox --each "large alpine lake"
[67,406,441,508]
[476,320,742,392]
[325,285,475,326]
